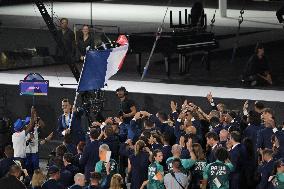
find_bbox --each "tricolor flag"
[77,36,128,92]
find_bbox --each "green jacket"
[203,160,234,189]
[148,161,165,189]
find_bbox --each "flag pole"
[68,55,87,131]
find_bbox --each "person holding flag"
[41,98,84,145]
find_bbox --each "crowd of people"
[0,86,283,189]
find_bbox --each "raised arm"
[25,106,36,134]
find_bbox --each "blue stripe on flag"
[77,49,111,92]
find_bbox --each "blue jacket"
[207,144,222,163]
[79,140,101,180]
[128,120,142,141]
[42,179,64,189]
[230,144,247,189]
[174,118,185,143]
[59,168,73,188]
[64,164,79,177]
[129,151,150,189]
[192,119,204,144]
[65,143,77,155]
[57,110,85,145]
[102,135,120,162]
[161,145,172,171]
[275,130,284,158]
[230,144,247,173]
[257,127,274,149]
[118,122,128,142]
[257,160,275,189]
[243,124,264,149]
[149,115,176,145]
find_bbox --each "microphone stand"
[230,6,244,64]
[210,10,216,33]
[90,1,93,26]
[141,0,172,80]
[51,0,53,22]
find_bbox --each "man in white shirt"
[12,107,35,164]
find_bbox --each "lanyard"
[62,113,71,129]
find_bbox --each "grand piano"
[128,9,219,76]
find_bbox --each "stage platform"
[1,2,284,88]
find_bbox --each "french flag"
[77,35,128,92]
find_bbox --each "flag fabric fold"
[77,43,128,92]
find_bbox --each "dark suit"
[275,130,284,158]
[64,164,79,177]
[129,151,150,189]
[161,145,172,171]
[0,157,15,178]
[243,124,264,151]
[0,175,26,189]
[207,144,221,163]
[128,120,141,142]
[118,122,128,142]
[102,135,120,162]
[257,127,274,150]
[73,153,84,173]
[257,160,274,189]
[70,184,83,189]
[149,115,175,145]
[173,116,185,143]
[57,111,84,145]
[56,28,76,61]
[65,143,77,155]
[79,140,101,180]
[42,179,64,189]
[59,168,73,188]
[230,143,246,189]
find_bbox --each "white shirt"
[212,143,218,150]
[164,172,189,189]
[26,127,39,154]
[231,143,240,150]
[12,130,26,158]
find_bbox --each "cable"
[141,0,172,80]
